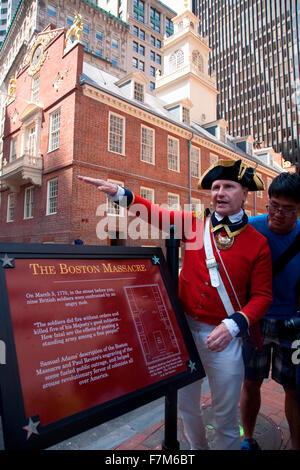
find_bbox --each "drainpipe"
[187,131,194,210]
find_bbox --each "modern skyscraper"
[0,0,19,48]
[193,0,300,169]
[97,0,176,91]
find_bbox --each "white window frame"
[108,112,125,155]
[192,50,204,72]
[209,153,219,165]
[20,111,42,161]
[140,186,155,203]
[141,125,155,164]
[191,197,203,214]
[182,106,190,124]
[46,178,58,215]
[134,81,144,102]
[7,193,14,222]
[24,186,34,219]
[31,74,40,104]
[169,49,184,72]
[107,179,124,216]
[168,192,180,210]
[191,145,201,178]
[10,136,17,162]
[48,108,61,152]
[168,136,180,172]
[28,126,36,157]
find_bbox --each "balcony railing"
[0,151,43,192]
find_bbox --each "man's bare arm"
[77,175,118,197]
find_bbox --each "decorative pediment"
[20,25,64,75]
[164,97,193,111]
[19,103,43,122]
[115,70,147,87]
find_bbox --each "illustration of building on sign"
[124,284,180,364]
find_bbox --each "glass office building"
[193,0,300,168]
[0,0,19,47]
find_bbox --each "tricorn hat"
[198,159,264,191]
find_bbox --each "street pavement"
[1,376,292,451]
[48,376,292,451]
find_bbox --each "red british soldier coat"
[122,191,273,334]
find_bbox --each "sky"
[160,0,186,15]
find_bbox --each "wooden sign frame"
[0,243,204,450]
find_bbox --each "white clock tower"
[155,2,218,126]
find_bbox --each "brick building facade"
[0,19,281,254]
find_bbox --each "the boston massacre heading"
[29,262,147,276]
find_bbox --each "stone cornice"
[81,0,129,28]
[155,68,218,94]
[162,30,211,53]
[83,84,191,139]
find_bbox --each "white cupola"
[155,4,218,126]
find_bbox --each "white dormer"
[232,135,254,156]
[164,98,193,125]
[155,6,218,125]
[115,71,147,104]
[202,118,228,143]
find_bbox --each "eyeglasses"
[266,201,297,218]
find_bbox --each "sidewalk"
[47,376,292,451]
[0,377,293,451]
[113,378,292,451]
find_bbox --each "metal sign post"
[163,226,180,451]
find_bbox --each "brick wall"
[0,30,276,250]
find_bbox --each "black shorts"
[244,318,298,390]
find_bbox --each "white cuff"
[222,318,240,337]
[107,185,125,202]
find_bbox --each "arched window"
[192,50,204,72]
[176,49,184,67]
[169,53,176,72]
[169,49,184,72]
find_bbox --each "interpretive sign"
[0,243,204,450]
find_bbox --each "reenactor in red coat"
[78,158,273,450]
